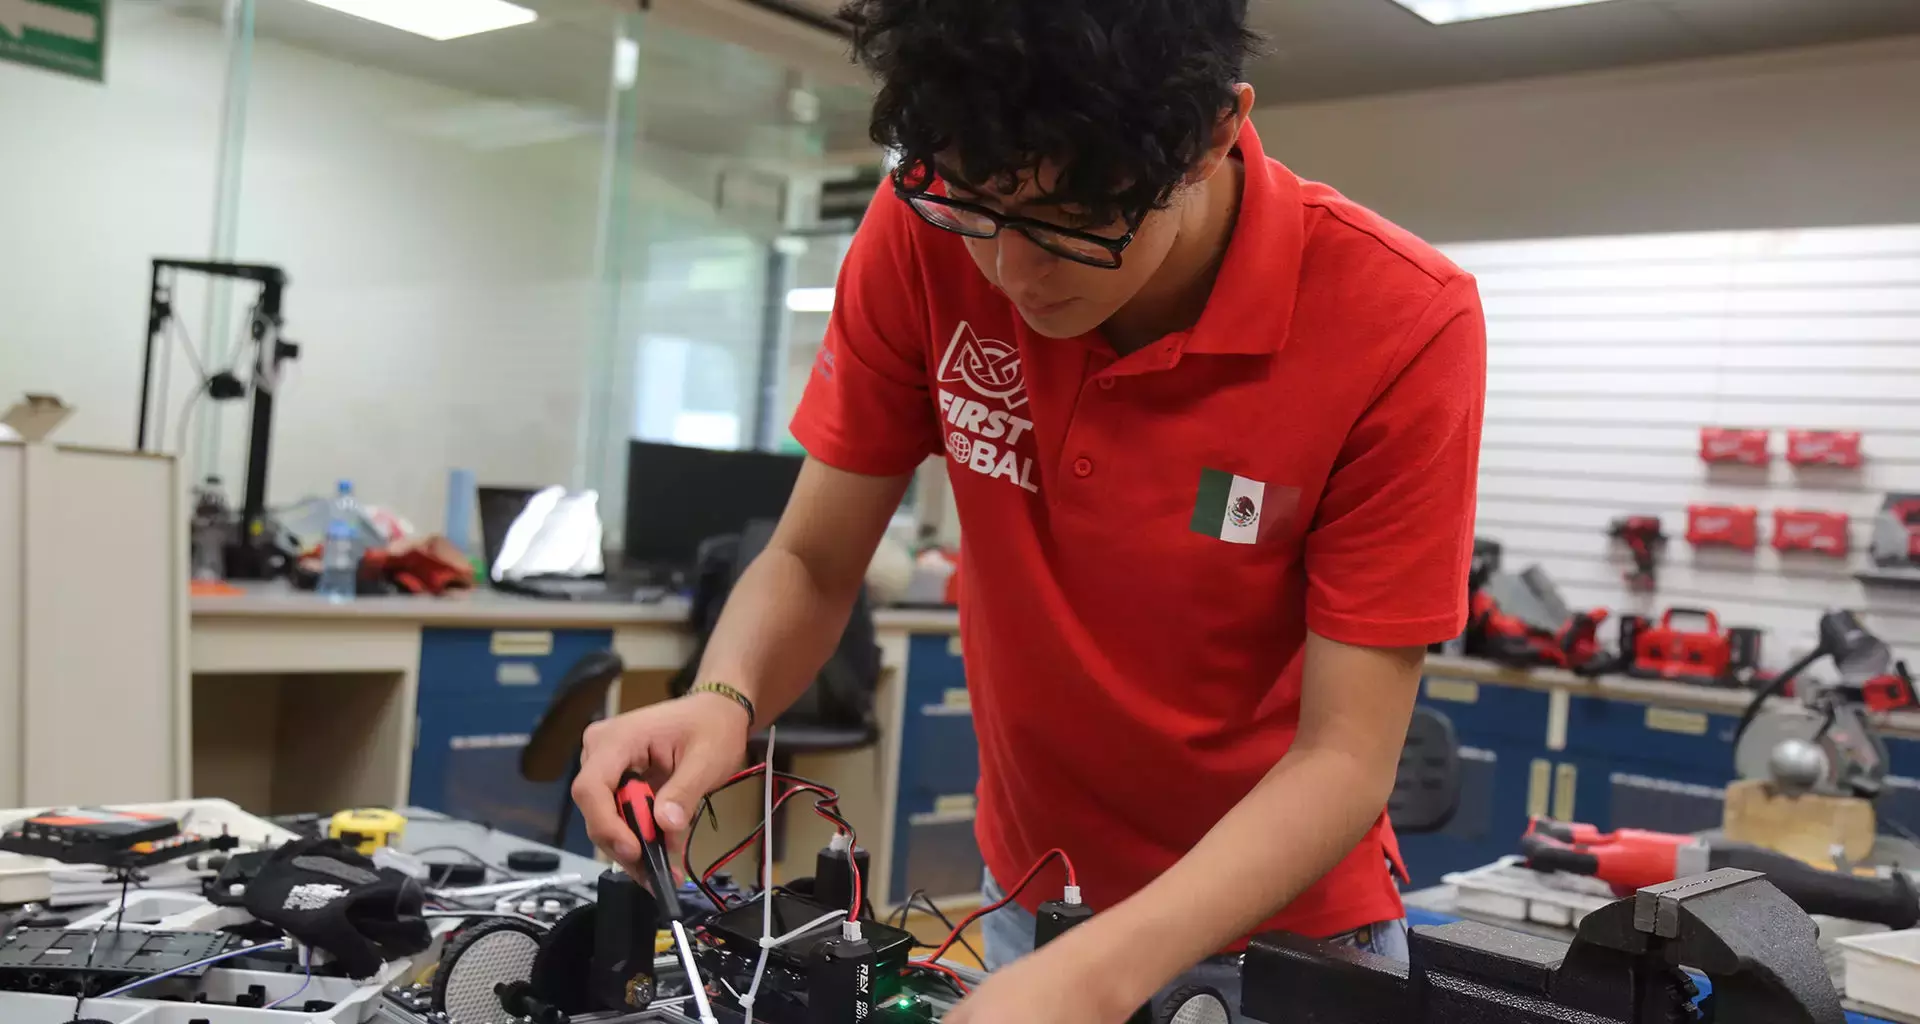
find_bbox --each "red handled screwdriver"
[615,771,684,923]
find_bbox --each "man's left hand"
[942,940,1142,1024]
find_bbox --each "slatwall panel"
[1443,224,1920,668]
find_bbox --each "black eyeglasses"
[892,180,1137,270]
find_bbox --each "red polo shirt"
[791,122,1485,940]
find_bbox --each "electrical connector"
[1034,886,1094,949]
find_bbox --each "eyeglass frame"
[890,174,1140,270]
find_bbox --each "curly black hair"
[842,0,1260,227]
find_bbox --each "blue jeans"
[978,870,1409,1023]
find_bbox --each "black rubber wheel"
[1159,985,1232,1024]
[506,849,563,874]
[529,901,602,1015]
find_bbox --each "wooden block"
[1722,779,1876,868]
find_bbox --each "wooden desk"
[188,588,961,907]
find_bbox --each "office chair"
[521,650,628,850]
[1389,706,1461,834]
[671,517,883,860]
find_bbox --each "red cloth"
[790,121,1485,941]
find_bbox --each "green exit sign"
[0,0,107,83]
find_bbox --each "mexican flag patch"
[1191,468,1267,545]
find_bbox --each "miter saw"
[1732,610,1917,799]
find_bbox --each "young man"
[574,1,1485,1020]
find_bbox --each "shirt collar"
[1178,119,1304,357]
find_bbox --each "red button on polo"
[1072,457,1094,477]
[1099,377,1115,390]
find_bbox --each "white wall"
[0,4,226,450]
[0,3,607,532]
[1248,39,1920,669]
[1254,37,1920,244]
[1451,224,1920,669]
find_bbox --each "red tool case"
[1687,505,1758,551]
[1773,510,1850,557]
[1787,430,1863,468]
[1700,428,1770,466]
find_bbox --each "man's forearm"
[694,546,864,723]
[1064,742,1397,1011]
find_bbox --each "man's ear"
[1189,82,1256,184]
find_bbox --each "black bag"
[670,518,881,732]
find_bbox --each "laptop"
[477,485,666,604]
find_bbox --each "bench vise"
[1241,868,1844,1024]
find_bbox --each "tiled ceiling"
[168,0,875,169]
[771,0,1920,102]
[1249,0,1920,102]
[168,0,1920,172]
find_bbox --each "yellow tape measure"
[328,808,407,854]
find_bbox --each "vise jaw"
[1241,868,1844,1024]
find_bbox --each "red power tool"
[1464,565,1609,672]
[1520,816,1920,929]
[1608,515,1667,591]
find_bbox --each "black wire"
[409,845,518,878]
[1733,647,1825,748]
[72,871,135,1019]
[895,889,982,966]
[683,767,851,911]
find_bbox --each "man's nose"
[995,229,1058,286]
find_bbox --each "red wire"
[905,961,969,994]
[693,765,863,919]
[913,848,1075,965]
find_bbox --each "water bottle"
[318,480,359,602]
[189,476,234,581]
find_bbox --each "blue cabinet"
[1403,677,1752,887]
[888,634,985,904]
[1400,680,1554,888]
[409,627,613,857]
[1563,697,1737,788]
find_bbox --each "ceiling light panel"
[298,0,538,41]
[1392,0,1627,25]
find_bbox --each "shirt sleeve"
[788,185,943,477]
[1305,273,1487,648]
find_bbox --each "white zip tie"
[741,726,778,1020]
[768,909,847,949]
[671,919,719,1024]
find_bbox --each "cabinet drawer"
[887,800,983,905]
[906,633,966,695]
[410,695,592,855]
[1418,678,1551,747]
[902,707,981,802]
[417,627,614,699]
[1607,772,1726,834]
[1563,696,1735,779]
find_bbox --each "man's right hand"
[572,690,753,871]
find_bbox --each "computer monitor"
[623,441,804,576]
